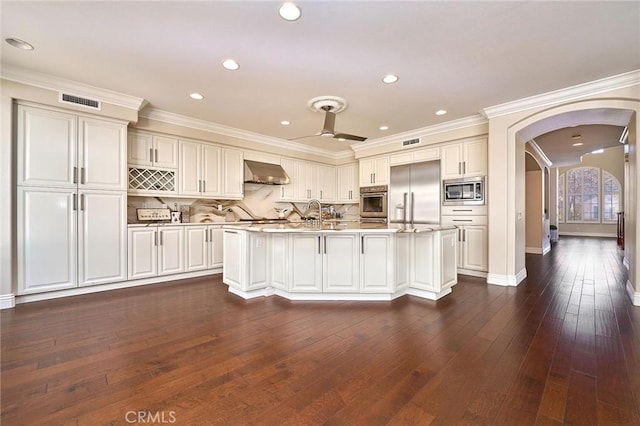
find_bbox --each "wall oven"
[360,185,388,221]
[443,176,485,205]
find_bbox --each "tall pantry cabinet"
[16,103,128,295]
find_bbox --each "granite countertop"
[221,222,457,233]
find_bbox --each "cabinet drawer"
[441,205,487,216]
[441,215,487,226]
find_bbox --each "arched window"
[566,167,599,222]
[602,171,621,222]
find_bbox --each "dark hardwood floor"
[2,237,639,425]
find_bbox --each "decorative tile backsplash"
[127,183,359,223]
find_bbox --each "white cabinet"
[361,234,394,293]
[410,229,457,294]
[179,141,243,199]
[441,215,487,274]
[185,226,208,272]
[222,229,266,292]
[128,131,179,169]
[128,226,185,279]
[359,156,389,186]
[223,229,245,290]
[441,138,487,179]
[323,234,359,292]
[317,164,336,202]
[390,147,439,166]
[336,163,358,203]
[270,233,289,290]
[18,188,127,294]
[17,104,128,295]
[207,226,224,269]
[179,140,221,197]
[18,104,127,190]
[290,234,323,292]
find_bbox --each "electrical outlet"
[218,204,223,211]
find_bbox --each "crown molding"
[140,108,352,160]
[482,69,640,119]
[526,139,553,168]
[351,114,488,154]
[0,65,147,111]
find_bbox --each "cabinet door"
[463,139,487,176]
[270,234,289,290]
[201,144,221,196]
[296,162,312,200]
[78,190,127,286]
[17,187,77,294]
[185,226,208,272]
[456,228,464,269]
[158,227,185,275]
[79,117,127,190]
[462,225,487,271]
[373,157,390,185]
[248,233,268,290]
[359,158,374,186]
[290,234,323,292]
[336,164,358,203]
[223,230,245,290]
[317,165,336,202]
[208,227,224,269]
[411,232,437,292]
[395,233,410,291]
[361,234,394,293]
[222,149,244,199]
[179,141,202,196]
[323,234,359,292]
[441,144,463,180]
[127,132,153,166]
[17,105,77,188]
[153,136,179,169]
[128,227,157,280]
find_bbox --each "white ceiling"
[1,1,639,156]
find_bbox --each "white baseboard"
[623,256,630,270]
[487,267,527,287]
[16,268,222,305]
[0,293,15,309]
[525,246,543,254]
[458,269,488,279]
[543,245,551,255]
[558,232,617,238]
[406,287,452,301]
[626,280,640,306]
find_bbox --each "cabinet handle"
[318,236,321,254]
[150,148,154,163]
[73,167,78,184]
[73,193,77,211]
[452,219,473,222]
[225,230,238,234]
[81,168,86,184]
[160,231,163,245]
[373,172,376,183]
[80,194,85,211]
[205,229,209,242]
[281,187,284,197]
[209,229,213,241]
[361,236,364,254]
[202,180,206,193]
[154,231,157,246]
[452,209,473,212]
[320,190,323,199]
[458,162,461,175]
[370,173,373,184]
[155,149,159,163]
[463,229,466,242]
[458,229,461,241]
[349,190,352,199]
[324,236,327,254]
[463,161,466,175]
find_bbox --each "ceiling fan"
[291,96,368,142]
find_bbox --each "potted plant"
[550,224,558,242]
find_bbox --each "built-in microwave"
[360,185,388,220]
[443,176,485,205]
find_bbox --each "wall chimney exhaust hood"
[244,160,290,185]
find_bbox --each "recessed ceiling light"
[572,142,584,146]
[279,2,301,21]
[379,125,389,131]
[189,92,204,100]
[5,38,34,50]
[338,138,346,141]
[435,109,447,116]
[382,74,398,84]
[222,59,240,70]
[591,149,604,154]
[280,120,290,126]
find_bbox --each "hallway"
[1,237,639,424]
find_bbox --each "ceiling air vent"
[402,138,421,147]
[59,93,101,110]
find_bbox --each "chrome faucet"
[307,199,322,227]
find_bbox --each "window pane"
[566,167,599,222]
[603,171,621,223]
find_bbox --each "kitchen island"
[222,222,458,301]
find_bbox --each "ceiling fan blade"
[321,110,336,136]
[288,133,320,141]
[333,133,368,142]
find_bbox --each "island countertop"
[221,222,457,233]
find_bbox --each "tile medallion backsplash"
[127,184,359,224]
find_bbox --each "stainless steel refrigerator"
[389,160,440,225]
